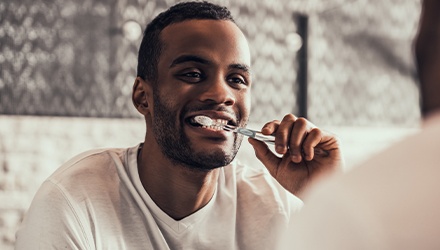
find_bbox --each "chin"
[184,147,237,171]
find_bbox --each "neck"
[137,142,220,220]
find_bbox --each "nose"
[199,77,236,106]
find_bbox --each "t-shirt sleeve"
[15,180,93,250]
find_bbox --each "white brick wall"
[0,116,146,249]
[0,116,417,249]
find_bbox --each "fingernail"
[291,155,301,163]
[276,145,285,153]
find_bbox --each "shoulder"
[16,145,141,249]
[16,178,95,249]
[39,146,139,206]
[49,147,130,184]
[286,116,440,249]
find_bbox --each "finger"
[302,127,322,161]
[248,137,281,177]
[289,117,308,163]
[261,120,280,135]
[275,114,297,155]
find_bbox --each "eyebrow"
[229,63,251,74]
[169,55,251,75]
[169,55,211,68]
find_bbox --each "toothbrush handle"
[236,128,328,156]
[237,128,276,144]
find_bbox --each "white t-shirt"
[285,112,440,250]
[16,144,303,249]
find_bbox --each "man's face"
[149,19,252,170]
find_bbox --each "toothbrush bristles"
[194,115,214,126]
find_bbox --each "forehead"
[159,19,251,66]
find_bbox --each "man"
[287,0,440,249]
[15,2,341,249]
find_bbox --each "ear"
[132,77,153,116]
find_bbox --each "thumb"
[248,138,281,176]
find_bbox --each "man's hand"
[248,114,343,198]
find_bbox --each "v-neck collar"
[127,144,219,234]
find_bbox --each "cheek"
[153,85,196,121]
[245,93,251,109]
[238,91,251,119]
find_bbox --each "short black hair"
[136,1,236,82]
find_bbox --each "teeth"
[201,120,227,131]
[212,119,228,125]
[193,115,229,131]
[202,125,224,131]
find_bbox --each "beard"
[151,91,244,171]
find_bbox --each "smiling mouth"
[188,116,229,131]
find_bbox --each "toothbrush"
[193,115,329,157]
[194,115,276,144]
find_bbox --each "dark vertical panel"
[295,13,309,118]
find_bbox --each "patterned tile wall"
[307,0,421,126]
[1,0,129,117]
[1,0,421,125]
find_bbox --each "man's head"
[133,1,252,171]
[137,1,236,83]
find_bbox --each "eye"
[227,74,248,87]
[184,72,202,78]
[177,70,205,83]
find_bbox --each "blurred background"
[0,0,421,248]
